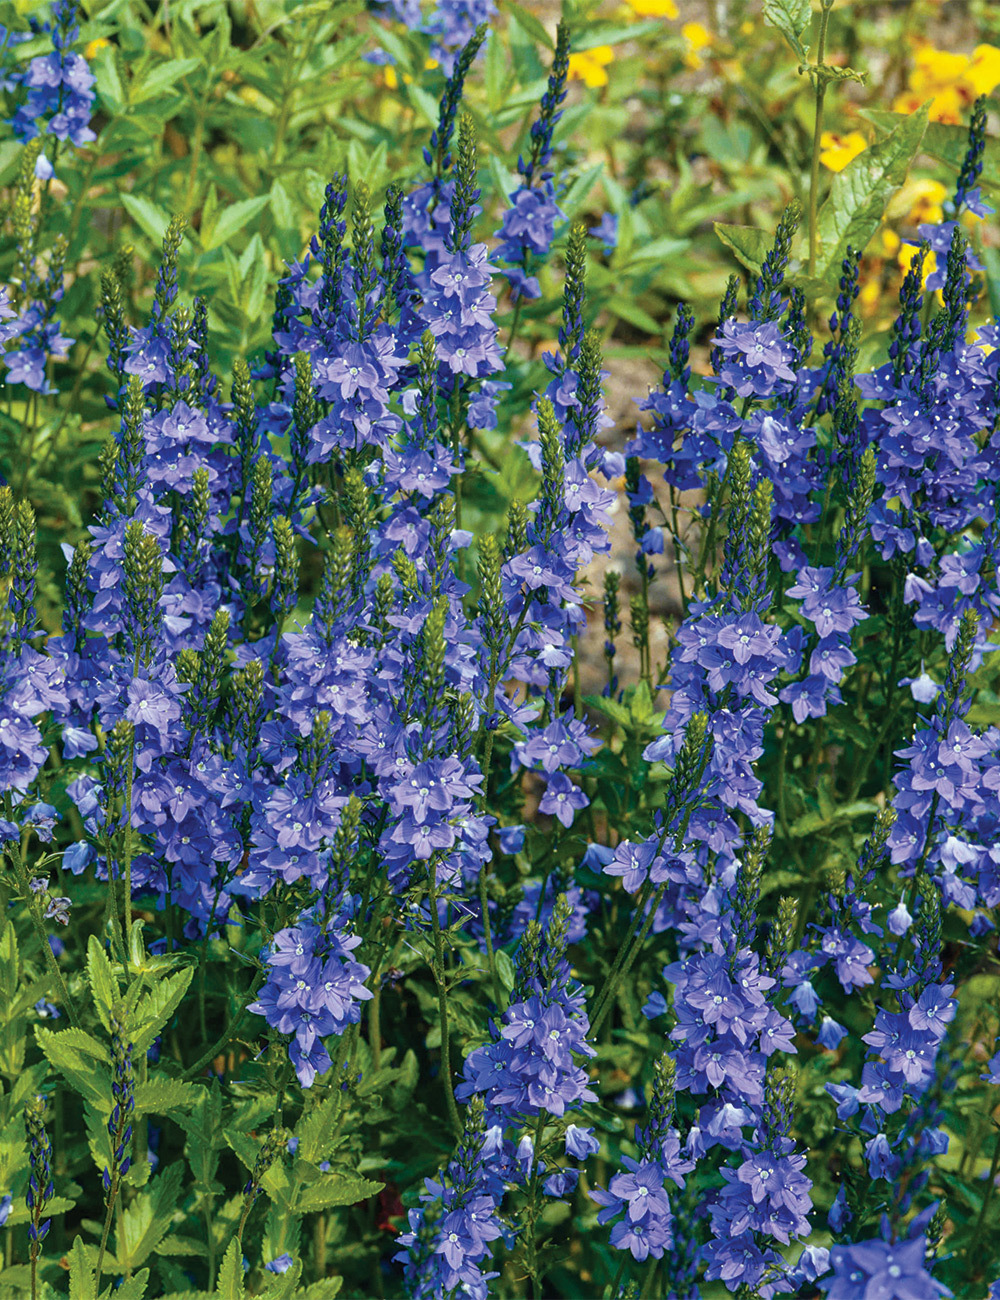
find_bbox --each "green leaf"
[130,965,194,1054]
[0,920,19,1006]
[134,1078,199,1116]
[863,107,1000,195]
[119,193,172,246]
[92,45,125,114]
[216,1239,245,1300]
[558,163,604,221]
[35,1026,111,1109]
[259,1258,306,1300]
[68,1236,96,1300]
[129,57,200,105]
[116,1163,184,1272]
[200,195,270,252]
[714,222,773,277]
[108,1271,150,1300]
[762,0,811,60]
[814,105,929,279]
[186,1081,224,1195]
[496,950,515,994]
[87,934,118,1032]
[505,2,554,50]
[294,1173,383,1214]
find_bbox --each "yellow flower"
[383,57,436,90]
[818,131,867,172]
[905,179,947,226]
[881,228,901,256]
[893,40,1000,123]
[568,46,614,88]
[681,22,712,69]
[965,44,1000,94]
[624,0,678,16]
[84,36,110,59]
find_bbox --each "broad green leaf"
[116,1163,184,1272]
[130,965,194,1053]
[294,1173,383,1213]
[814,105,929,280]
[92,45,125,114]
[35,1026,111,1109]
[762,0,811,60]
[863,107,1000,195]
[87,935,118,1031]
[714,222,773,277]
[129,57,200,105]
[505,2,554,49]
[120,193,172,246]
[200,195,270,252]
[68,1236,95,1300]
[216,1239,245,1300]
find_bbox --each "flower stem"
[429,857,462,1136]
[94,1172,120,1300]
[808,0,836,277]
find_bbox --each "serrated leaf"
[259,1258,304,1300]
[130,965,194,1054]
[105,1271,149,1300]
[134,1078,199,1115]
[35,1026,111,1109]
[68,1236,96,1300]
[200,195,270,252]
[216,1239,245,1300]
[87,935,118,1032]
[129,57,200,105]
[814,105,929,279]
[119,192,172,246]
[116,1163,184,1272]
[294,1173,382,1213]
[714,222,773,277]
[762,0,811,59]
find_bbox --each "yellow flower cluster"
[566,2,713,86]
[894,40,1000,124]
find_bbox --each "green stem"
[182,969,265,1081]
[7,836,79,1026]
[808,0,835,277]
[94,1172,120,1300]
[523,1111,548,1298]
[969,1122,1000,1263]
[429,857,462,1137]
[609,1250,630,1297]
[591,882,667,1038]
